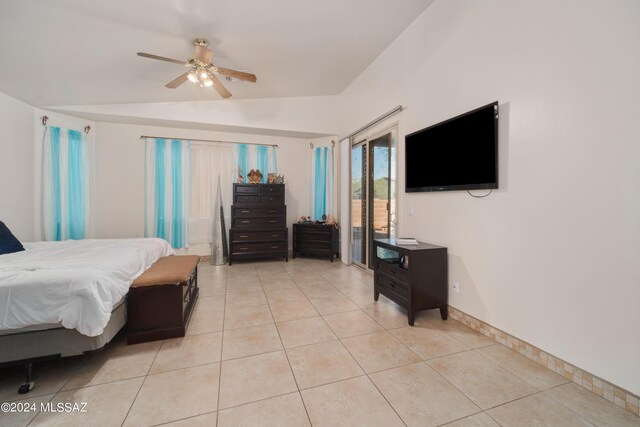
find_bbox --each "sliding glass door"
[351,142,367,268]
[351,127,397,269]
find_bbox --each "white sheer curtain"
[190,144,233,264]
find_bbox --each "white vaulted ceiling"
[0,0,433,107]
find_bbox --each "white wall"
[0,92,34,241]
[339,0,640,394]
[93,122,311,251]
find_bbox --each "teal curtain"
[170,139,185,246]
[150,138,190,249]
[237,144,249,182]
[154,139,167,239]
[48,127,62,240]
[44,126,88,241]
[311,145,334,220]
[257,145,268,182]
[313,147,327,220]
[67,130,86,239]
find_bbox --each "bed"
[0,238,174,392]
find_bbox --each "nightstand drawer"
[375,259,409,282]
[297,229,331,238]
[298,241,330,250]
[376,271,409,301]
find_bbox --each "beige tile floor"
[1,258,639,427]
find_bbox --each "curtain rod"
[139,135,278,147]
[341,105,404,141]
[41,115,92,134]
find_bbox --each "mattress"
[0,238,173,337]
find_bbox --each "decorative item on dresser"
[292,223,340,262]
[373,238,448,326]
[229,183,288,265]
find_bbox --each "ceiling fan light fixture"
[138,38,256,98]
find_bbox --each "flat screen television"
[405,102,498,192]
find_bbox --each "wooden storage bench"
[127,255,200,344]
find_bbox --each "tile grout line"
[24,390,56,426]
[336,334,409,426]
[279,262,317,427]
[335,302,481,426]
[542,384,616,427]
[215,262,231,427]
[448,306,640,417]
[471,345,571,391]
[120,337,163,426]
[482,390,599,427]
[314,288,413,426]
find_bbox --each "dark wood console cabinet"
[373,239,448,326]
[292,223,340,262]
[229,183,288,265]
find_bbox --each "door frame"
[349,121,400,270]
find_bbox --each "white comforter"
[0,238,174,337]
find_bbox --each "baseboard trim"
[448,306,639,416]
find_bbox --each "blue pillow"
[0,221,25,255]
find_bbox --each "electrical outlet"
[453,282,460,294]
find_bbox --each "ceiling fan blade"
[195,45,212,64]
[137,52,188,65]
[165,71,191,89]
[215,67,257,83]
[209,74,232,98]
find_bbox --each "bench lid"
[131,255,200,287]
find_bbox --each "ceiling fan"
[137,38,257,99]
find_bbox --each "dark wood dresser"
[292,223,340,262]
[229,183,288,265]
[373,239,447,326]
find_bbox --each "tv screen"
[405,102,498,192]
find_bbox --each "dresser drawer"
[230,230,287,242]
[231,241,287,254]
[259,194,284,204]
[232,217,286,228]
[259,185,284,195]
[235,185,259,194]
[234,194,259,204]
[297,228,331,237]
[375,271,409,302]
[375,259,409,282]
[233,207,285,218]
